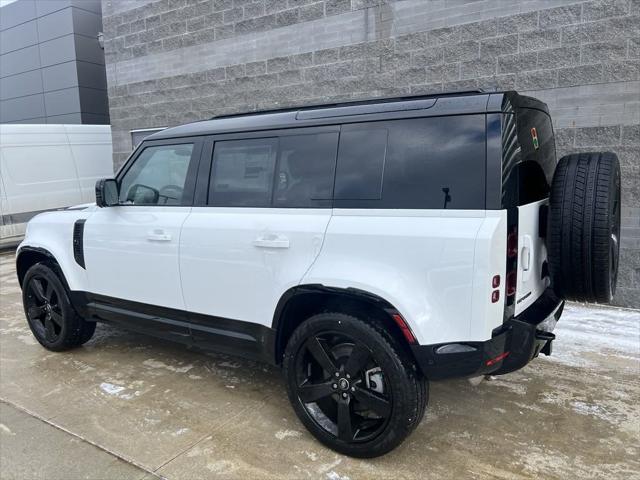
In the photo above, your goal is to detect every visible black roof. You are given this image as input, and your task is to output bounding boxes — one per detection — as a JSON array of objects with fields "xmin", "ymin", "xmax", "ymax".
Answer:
[{"xmin": 148, "ymin": 90, "xmax": 544, "ymax": 141}]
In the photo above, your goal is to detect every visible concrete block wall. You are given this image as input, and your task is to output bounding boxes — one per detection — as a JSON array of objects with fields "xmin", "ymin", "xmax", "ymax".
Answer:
[{"xmin": 101, "ymin": 0, "xmax": 639, "ymax": 308}]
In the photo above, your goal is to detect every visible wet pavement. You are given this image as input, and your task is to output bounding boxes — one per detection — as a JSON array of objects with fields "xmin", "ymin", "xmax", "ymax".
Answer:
[{"xmin": 1, "ymin": 251, "xmax": 639, "ymax": 479}]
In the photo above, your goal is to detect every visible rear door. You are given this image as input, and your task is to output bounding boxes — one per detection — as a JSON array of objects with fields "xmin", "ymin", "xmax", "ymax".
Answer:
[
  {"xmin": 506, "ymin": 106, "xmax": 556, "ymax": 314},
  {"xmin": 179, "ymin": 127, "xmax": 338, "ymax": 350}
]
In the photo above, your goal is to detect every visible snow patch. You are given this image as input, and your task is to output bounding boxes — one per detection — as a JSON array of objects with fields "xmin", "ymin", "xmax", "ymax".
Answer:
[
  {"xmin": 327, "ymin": 472, "xmax": 350, "ymax": 480},
  {"xmin": 275, "ymin": 429, "xmax": 302, "ymax": 440},
  {"xmin": 142, "ymin": 359, "xmax": 194, "ymax": 373},
  {"xmin": 543, "ymin": 304, "xmax": 640, "ymax": 368},
  {"xmin": 0, "ymin": 424, "xmax": 15, "ymax": 435},
  {"xmin": 100, "ymin": 382, "xmax": 126, "ymax": 395},
  {"xmin": 17, "ymin": 335, "xmax": 37, "ymax": 345}
]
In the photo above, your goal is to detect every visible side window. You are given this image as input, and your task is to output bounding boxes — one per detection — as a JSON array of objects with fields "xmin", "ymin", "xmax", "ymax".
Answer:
[
  {"xmin": 334, "ymin": 116, "xmax": 486, "ymax": 209},
  {"xmin": 273, "ymin": 132, "xmax": 338, "ymax": 207},
  {"xmin": 208, "ymin": 138, "xmax": 277, "ymax": 207},
  {"xmin": 119, "ymin": 143, "xmax": 194, "ymax": 205},
  {"xmin": 334, "ymin": 127, "xmax": 386, "ymax": 200}
]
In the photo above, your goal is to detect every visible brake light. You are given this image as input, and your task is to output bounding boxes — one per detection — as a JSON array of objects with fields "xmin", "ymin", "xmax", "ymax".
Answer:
[
  {"xmin": 491, "ymin": 290, "xmax": 500, "ymax": 303},
  {"xmin": 392, "ymin": 313, "xmax": 416, "ymax": 344},
  {"xmin": 492, "ymin": 275, "xmax": 500, "ymax": 288}
]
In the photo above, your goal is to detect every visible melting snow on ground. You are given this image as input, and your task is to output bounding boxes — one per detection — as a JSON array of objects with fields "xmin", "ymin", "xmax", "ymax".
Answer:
[{"xmin": 542, "ymin": 303, "xmax": 640, "ymax": 368}]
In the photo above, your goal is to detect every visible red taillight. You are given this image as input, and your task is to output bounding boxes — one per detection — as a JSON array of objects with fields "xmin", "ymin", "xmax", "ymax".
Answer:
[
  {"xmin": 507, "ymin": 229, "xmax": 518, "ymax": 258},
  {"xmin": 506, "ymin": 270, "xmax": 517, "ymax": 296},
  {"xmin": 486, "ymin": 351, "xmax": 510, "ymax": 366},
  {"xmin": 392, "ymin": 313, "xmax": 416, "ymax": 344},
  {"xmin": 492, "ymin": 275, "xmax": 500, "ymax": 288},
  {"xmin": 491, "ymin": 290, "xmax": 500, "ymax": 303}
]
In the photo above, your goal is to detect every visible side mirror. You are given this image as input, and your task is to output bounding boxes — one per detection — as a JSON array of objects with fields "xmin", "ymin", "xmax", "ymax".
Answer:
[{"xmin": 95, "ymin": 178, "xmax": 119, "ymax": 207}]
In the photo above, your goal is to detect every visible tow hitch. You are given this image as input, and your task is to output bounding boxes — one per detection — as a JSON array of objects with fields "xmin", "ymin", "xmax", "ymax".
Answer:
[{"xmin": 536, "ymin": 330, "xmax": 555, "ymax": 356}]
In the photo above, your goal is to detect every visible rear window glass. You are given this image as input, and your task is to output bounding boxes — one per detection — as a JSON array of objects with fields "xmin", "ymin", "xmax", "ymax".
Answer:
[{"xmin": 334, "ymin": 116, "xmax": 486, "ymax": 209}]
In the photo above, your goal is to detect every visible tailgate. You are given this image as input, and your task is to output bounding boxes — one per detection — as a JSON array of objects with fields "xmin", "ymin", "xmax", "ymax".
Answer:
[{"xmin": 514, "ymin": 199, "xmax": 550, "ymax": 315}]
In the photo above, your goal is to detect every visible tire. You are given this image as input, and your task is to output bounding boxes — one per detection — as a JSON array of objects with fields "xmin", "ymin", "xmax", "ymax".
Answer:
[
  {"xmin": 283, "ymin": 312, "xmax": 427, "ymax": 458},
  {"xmin": 547, "ymin": 151, "xmax": 621, "ymax": 303},
  {"xmin": 22, "ymin": 262, "xmax": 96, "ymax": 351}
]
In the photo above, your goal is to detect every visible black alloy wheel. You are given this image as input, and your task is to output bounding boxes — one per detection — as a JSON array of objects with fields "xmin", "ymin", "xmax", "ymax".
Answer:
[
  {"xmin": 295, "ymin": 331, "xmax": 392, "ymax": 443},
  {"xmin": 22, "ymin": 262, "xmax": 96, "ymax": 351},
  {"xmin": 284, "ymin": 312, "xmax": 427, "ymax": 458},
  {"xmin": 25, "ymin": 273, "xmax": 63, "ymax": 343}
]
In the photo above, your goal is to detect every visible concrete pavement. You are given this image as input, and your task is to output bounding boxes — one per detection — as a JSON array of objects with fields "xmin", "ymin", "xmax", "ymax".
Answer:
[{"xmin": 1, "ymin": 251, "xmax": 638, "ymax": 479}]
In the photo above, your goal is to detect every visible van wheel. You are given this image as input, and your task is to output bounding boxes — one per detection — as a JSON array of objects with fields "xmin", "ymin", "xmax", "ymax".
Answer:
[
  {"xmin": 547, "ymin": 152, "xmax": 621, "ymax": 302},
  {"xmin": 283, "ymin": 312, "xmax": 427, "ymax": 458},
  {"xmin": 22, "ymin": 263, "xmax": 96, "ymax": 351}
]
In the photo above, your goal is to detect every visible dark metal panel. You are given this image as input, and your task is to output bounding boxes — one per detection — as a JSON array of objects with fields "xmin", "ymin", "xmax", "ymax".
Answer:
[
  {"xmin": 73, "ymin": 33, "xmax": 104, "ymax": 64},
  {"xmin": 0, "ymin": 69, "xmax": 43, "ymax": 101},
  {"xmin": 0, "ymin": 45, "xmax": 41, "ymax": 77},
  {"xmin": 0, "ymin": 20, "xmax": 38, "ymax": 55},
  {"xmin": 36, "ymin": 7, "xmax": 75, "ymax": 43},
  {"xmin": 76, "ymin": 60, "xmax": 107, "ymax": 90},
  {"xmin": 78, "ymin": 86, "xmax": 108, "ymax": 116},
  {"xmin": 42, "ymin": 61, "xmax": 79, "ymax": 91},
  {"xmin": 0, "ymin": 0, "xmax": 36, "ymax": 31},
  {"xmin": 70, "ymin": 6, "xmax": 101, "ymax": 38},
  {"xmin": 44, "ymin": 87, "xmax": 81, "ymax": 116},
  {"xmin": 46, "ymin": 112, "xmax": 83, "ymax": 124},
  {"xmin": 0, "ymin": 94, "xmax": 45, "ymax": 122},
  {"xmin": 79, "ymin": 112, "xmax": 109, "ymax": 124},
  {"xmin": 36, "ymin": 0, "xmax": 72, "ymax": 17},
  {"xmin": 38, "ymin": 35, "xmax": 76, "ymax": 67}
]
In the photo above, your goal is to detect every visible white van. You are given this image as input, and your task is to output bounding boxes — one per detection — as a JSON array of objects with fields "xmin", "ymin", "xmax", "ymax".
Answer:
[{"xmin": 0, "ymin": 124, "xmax": 113, "ymax": 248}]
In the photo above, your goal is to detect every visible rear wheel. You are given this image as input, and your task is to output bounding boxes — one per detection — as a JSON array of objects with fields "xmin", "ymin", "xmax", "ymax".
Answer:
[
  {"xmin": 22, "ymin": 263, "xmax": 96, "ymax": 351},
  {"xmin": 283, "ymin": 312, "xmax": 427, "ymax": 458}
]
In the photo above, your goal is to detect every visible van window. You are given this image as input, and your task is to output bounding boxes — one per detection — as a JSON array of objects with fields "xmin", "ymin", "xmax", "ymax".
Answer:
[
  {"xmin": 334, "ymin": 116, "xmax": 486, "ymax": 209},
  {"xmin": 209, "ymin": 138, "xmax": 278, "ymax": 207},
  {"xmin": 273, "ymin": 132, "xmax": 338, "ymax": 208},
  {"xmin": 119, "ymin": 144, "xmax": 194, "ymax": 205}
]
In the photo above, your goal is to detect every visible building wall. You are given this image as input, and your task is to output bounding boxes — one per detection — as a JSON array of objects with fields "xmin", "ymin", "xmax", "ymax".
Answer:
[
  {"xmin": 101, "ymin": 0, "xmax": 639, "ymax": 308},
  {"xmin": 0, "ymin": 0, "xmax": 109, "ymax": 124}
]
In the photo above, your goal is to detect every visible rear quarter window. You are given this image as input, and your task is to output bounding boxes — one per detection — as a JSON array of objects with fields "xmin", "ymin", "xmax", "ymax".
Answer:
[{"xmin": 334, "ymin": 115, "xmax": 486, "ymax": 209}]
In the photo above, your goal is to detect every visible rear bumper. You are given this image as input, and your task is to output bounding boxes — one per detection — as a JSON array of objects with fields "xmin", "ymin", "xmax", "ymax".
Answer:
[{"xmin": 411, "ymin": 289, "xmax": 564, "ymax": 380}]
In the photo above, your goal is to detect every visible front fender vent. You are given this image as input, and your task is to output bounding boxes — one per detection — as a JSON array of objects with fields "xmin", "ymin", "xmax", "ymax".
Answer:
[{"xmin": 73, "ymin": 219, "xmax": 86, "ymax": 269}]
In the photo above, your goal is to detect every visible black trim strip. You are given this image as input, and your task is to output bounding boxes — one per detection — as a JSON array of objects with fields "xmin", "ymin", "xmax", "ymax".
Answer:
[{"xmin": 69, "ymin": 291, "xmax": 277, "ymax": 364}]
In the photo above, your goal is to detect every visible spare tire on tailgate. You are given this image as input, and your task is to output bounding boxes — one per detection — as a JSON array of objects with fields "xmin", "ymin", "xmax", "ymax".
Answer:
[{"xmin": 547, "ymin": 152, "xmax": 621, "ymax": 303}]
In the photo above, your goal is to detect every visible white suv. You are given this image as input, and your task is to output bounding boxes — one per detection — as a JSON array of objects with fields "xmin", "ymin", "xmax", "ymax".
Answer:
[{"xmin": 16, "ymin": 91, "xmax": 621, "ymax": 457}]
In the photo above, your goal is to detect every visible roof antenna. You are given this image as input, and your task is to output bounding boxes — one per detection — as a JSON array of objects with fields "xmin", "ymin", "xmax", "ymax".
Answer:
[{"xmin": 442, "ymin": 187, "xmax": 451, "ymax": 209}]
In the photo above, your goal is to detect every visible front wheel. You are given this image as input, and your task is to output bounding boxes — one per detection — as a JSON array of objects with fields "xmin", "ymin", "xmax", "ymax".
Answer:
[
  {"xmin": 283, "ymin": 312, "xmax": 427, "ymax": 458},
  {"xmin": 22, "ymin": 262, "xmax": 96, "ymax": 351}
]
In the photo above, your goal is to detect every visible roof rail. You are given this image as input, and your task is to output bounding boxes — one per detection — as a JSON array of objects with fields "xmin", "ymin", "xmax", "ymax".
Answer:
[{"xmin": 209, "ymin": 89, "xmax": 487, "ymax": 120}]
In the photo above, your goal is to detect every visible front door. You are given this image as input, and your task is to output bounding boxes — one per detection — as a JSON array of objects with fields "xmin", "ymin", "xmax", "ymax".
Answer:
[
  {"xmin": 83, "ymin": 139, "xmax": 201, "ymax": 337},
  {"xmin": 179, "ymin": 128, "xmax": 338, "ymax": 353}
]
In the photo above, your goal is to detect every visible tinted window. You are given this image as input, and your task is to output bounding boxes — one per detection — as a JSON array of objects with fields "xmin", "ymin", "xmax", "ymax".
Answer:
[
  {"xmin": 334, "ymin": 116, "xmax": 486, "ymax": 209},
  {"xmin": 334, "ymin": 128, "xmax": 386, "ymax": 200},
  {"xmin": 209, "ymin": 138, "xmax": 278, "ymax": 207},
  {"xmin": 119, "ymin": 144, "xmax": 194, "ymax": 205},
  {"xmin": 273, "ymin": 132, "xmax": 338, "ymax": 207}
]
